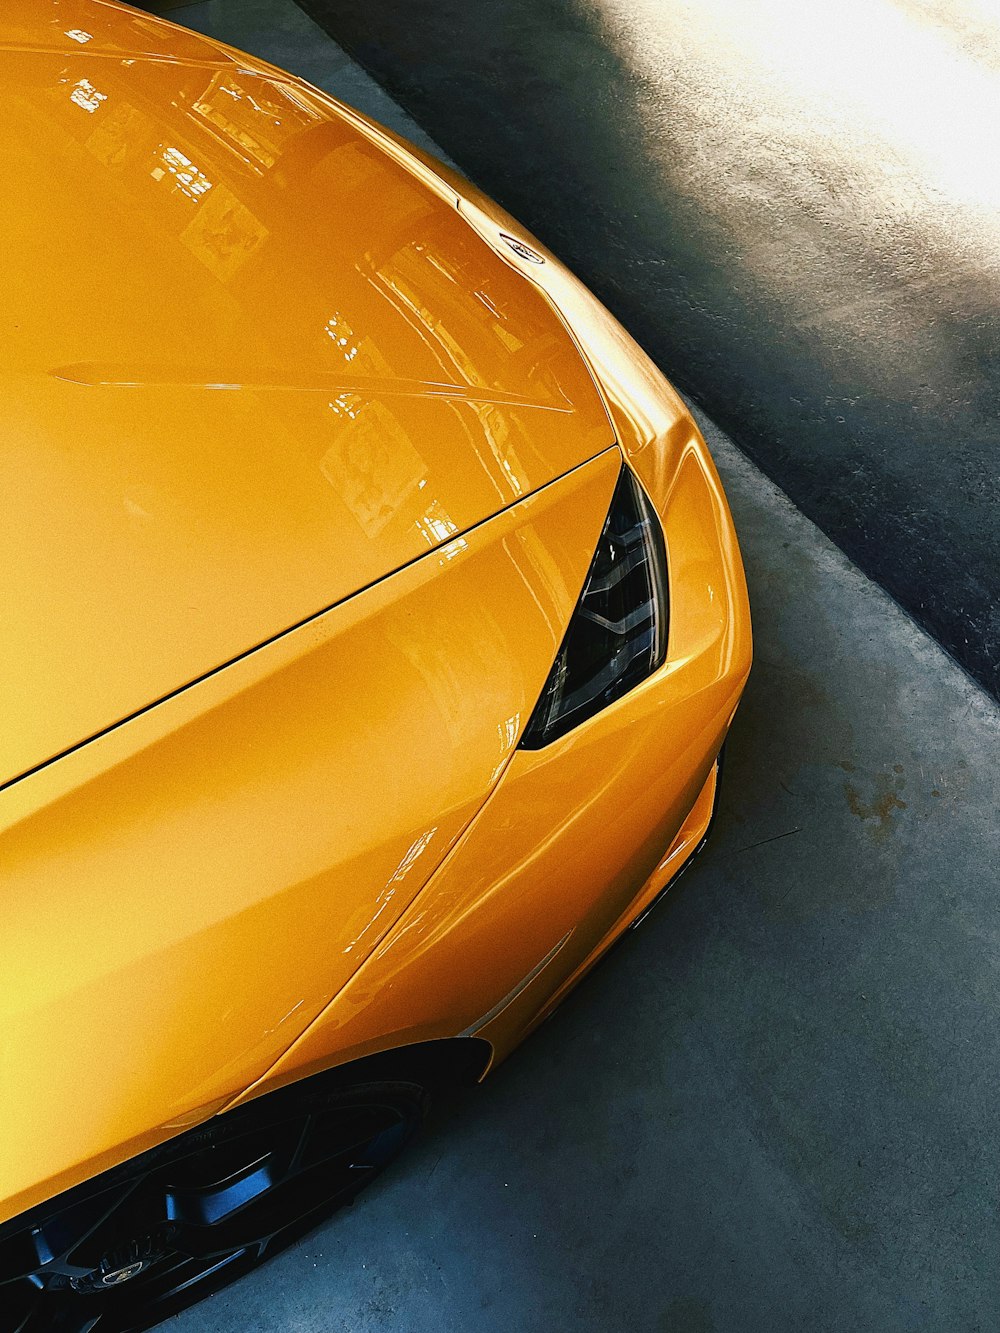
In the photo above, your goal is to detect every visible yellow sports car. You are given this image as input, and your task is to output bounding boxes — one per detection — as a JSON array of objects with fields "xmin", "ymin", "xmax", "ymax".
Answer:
[{"xmin": 0, "ymin": 3, "xmax": 751, "ymax": 1328}]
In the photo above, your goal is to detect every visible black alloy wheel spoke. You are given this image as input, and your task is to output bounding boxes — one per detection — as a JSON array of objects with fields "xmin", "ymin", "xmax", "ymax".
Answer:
[
  {"xmin": 0, "ymin": 1082, "xmax": 426, "ymax": 1332},
  {"xmin": 16, "ymin": 1179, "xmax": 146, "ymax": 1290}
]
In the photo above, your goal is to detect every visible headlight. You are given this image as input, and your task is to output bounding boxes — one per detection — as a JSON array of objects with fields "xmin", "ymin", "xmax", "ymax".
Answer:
[{"xmin": 520, "ymin": 462, "xmax": 669, "ymax": 748}]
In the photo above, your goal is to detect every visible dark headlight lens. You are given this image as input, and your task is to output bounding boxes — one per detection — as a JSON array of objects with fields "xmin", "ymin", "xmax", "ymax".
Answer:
[{"xmin": 520, "ymin": 464, "xmax": 669, "ymax": 749}]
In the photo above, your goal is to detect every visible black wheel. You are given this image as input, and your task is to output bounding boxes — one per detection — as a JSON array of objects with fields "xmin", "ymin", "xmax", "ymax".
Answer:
[{"xmin": 0, "ymin": 1078, "xmax": 429, "ymax": 1332}]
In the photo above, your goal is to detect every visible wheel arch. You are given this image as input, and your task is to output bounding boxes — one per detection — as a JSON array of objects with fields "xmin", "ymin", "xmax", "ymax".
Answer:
[
  {"xmin": 0, "ymin": 1037, "xmax": 491, "ymax": 1258},
  {"xmin": 245, "ymin": 1035, "xmax": 495, "ymax": 1103}
]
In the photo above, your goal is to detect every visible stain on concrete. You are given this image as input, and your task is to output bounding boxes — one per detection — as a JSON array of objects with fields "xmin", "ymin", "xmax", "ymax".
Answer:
[{"xmin": 844, "ymin": 773, "xmax": 908, "ymax": 839}]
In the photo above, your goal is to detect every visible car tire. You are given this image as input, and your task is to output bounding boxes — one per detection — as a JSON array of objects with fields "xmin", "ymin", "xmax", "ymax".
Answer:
[{"xmin": 0, "ymin": 1076, "xmax": 430, "ymax": 1332}]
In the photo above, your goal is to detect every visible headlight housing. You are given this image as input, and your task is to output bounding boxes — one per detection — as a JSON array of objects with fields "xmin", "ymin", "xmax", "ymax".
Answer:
[{"xmin": 520, "ymin": 462, "xmax": 669, "ymax": 748}]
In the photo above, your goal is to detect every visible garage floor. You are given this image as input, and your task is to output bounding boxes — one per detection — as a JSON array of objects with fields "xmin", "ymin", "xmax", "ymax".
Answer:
[{"xmin": 144, "ymin": 3, "xmax": 1000, "ymax": 1330}]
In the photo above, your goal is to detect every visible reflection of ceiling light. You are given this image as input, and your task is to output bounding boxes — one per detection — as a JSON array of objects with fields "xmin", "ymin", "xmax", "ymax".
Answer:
[
  {"xmin": 325, "ymin": 315, "xmax": 361, "ymax": 362},
  {"xmin": 439, "ymin": 536, "xmax": 469, "ymax": 562},
  {"xmin": 65, "ymin": 29, "xmax": 92, "ymax": 43},
  {"xmin": 419, "ymin": 502, "xmax": 459, "ymax": 546},
  {"xmin": 70, "ymin": 79, "xmax": 106, "ymax": 114},
  {"xmin": 329, "ymin": 394, "xmax": 361, "ymax": 421},
  {"xmin": 160, "ymin": 146, "xmax": 213, "ymax": 199}
]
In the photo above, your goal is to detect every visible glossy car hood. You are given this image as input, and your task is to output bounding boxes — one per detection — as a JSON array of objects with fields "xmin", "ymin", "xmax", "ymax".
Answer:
[
  {"xmin": 0, "ymin": 447, "xmax": 622, "ymax": 1223},
  {"xmin": 1, "ymin": 1, "xmax": 612, "ymax": 787}
]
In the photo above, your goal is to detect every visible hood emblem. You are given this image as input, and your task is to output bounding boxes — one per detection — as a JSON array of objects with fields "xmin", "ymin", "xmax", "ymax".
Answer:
[{"xmin": 500, "ymin": 233, "xmax": 545, "ymax": 264}]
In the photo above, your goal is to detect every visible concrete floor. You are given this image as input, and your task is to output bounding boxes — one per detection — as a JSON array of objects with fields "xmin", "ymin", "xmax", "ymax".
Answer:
[{"xmin": 141, "ymin": 3, "xmax": 1000, "ymax": 1330}]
